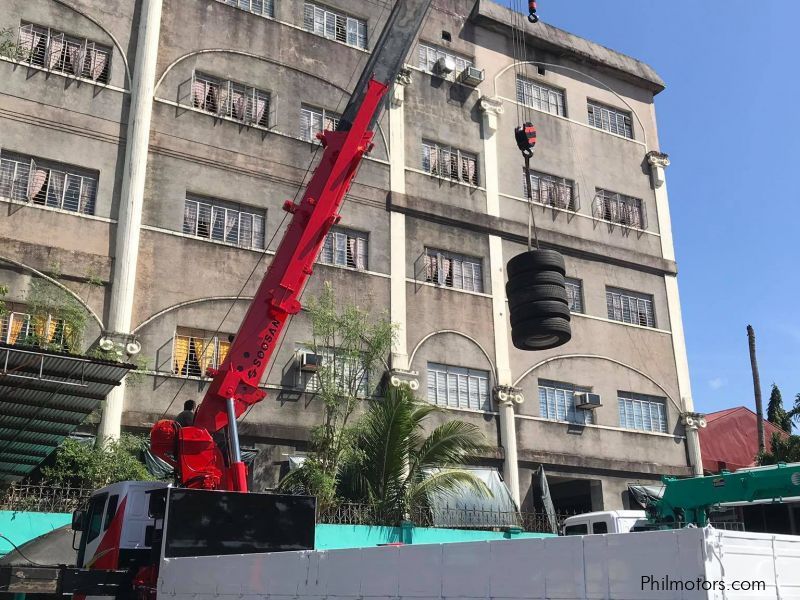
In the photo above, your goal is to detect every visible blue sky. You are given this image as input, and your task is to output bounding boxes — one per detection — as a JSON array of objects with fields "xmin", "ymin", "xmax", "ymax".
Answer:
[{"xmin": 501, "ymin": 1, "xmax": 800, "ymax": 419}]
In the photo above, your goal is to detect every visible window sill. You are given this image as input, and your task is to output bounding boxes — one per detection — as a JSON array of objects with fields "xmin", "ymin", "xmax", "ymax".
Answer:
[
  {"xmin": 515, "ymin": 414, "xmax": 683, "ymax": 439},
  {"xmin": 0, "ymin": 196, "xmax": 113, "ymax": 222},
  {"xmin": 571, "ymin": 312, "xmax": 670, "ymax": 334},
  {"xmin": 140, "ymin": 224, "xmax": 271, "ymax": 253},
  {"xmin": 317, "ymin": 261, "xmax": 390, "ymax": 279},
  {"xmin": 407, "ymin": 65, "xmax": 482, "ymax": 89},
  {"xmin": 0, "ymin": 56, "xmax": 127, "ymax": 93},
  {"xmin": 302, "ymin": 30, "xmax": 369, "ymax": 54},
  {"xmin": 176, "ymin": 102, "xmax": 275, "ymax": 132},
  {"xmin": 408, "ymin": 278, "xmax": 492, "ymax": 299},
  {"xmin": 426, "ymin": 403, "xmax": 499, "ymax": 417},
  {"xmin": 405, "ymin": 167, "xmax": 485, "ymax": 191}
]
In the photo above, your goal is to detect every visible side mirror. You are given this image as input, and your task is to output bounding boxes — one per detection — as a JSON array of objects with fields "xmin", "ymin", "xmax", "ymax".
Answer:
[{"xmin": 72, "ymin": 509, "xmax": 86, "ymax": 531}]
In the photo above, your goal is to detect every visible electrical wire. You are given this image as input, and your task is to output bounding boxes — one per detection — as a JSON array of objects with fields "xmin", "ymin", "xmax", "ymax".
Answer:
[{"xmin": 0, "ymin": 533, "xmax": 49, "ymax": 567}]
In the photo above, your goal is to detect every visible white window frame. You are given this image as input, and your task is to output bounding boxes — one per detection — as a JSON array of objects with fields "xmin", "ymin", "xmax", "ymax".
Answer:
[
  {"xmin": 417, "ymin": 42, "xmax": 473, "ymax": 82},
  {"xmin": 524, "ymin": 169, "xmax": 577, "ymax": 211},
  {"xmin": 303, "ymin": 2, "xmax": 367, "ymax": 50},
  {"xmin": 427, "ymin": 363, "xmax": 490, "ymax": 411},
  {"xmin": 421, "ymin": 140, "xmax": 478, "ymax": 186},
  {"xmin": 0, "ymin": 151, "xmax": 98, "ymax": 214},
  {"xmin": 297, "ymin": 346, "xmax": 370, "ymax": 397},
  {"xmin": 423, "ymin": 248, "xmax": 483, "ymax": 293},
  {"xmin": 319, "ymin": 227, "xmax": 368, "ymax": 270},
  {"xmin": 183, "ymin": 195, "xmax": 265, "ymax": 249},
  {"xmin": 300, "ymin": 104, "xmax": 341, "ymax": 142},
  {"xmin": 538, "ymin": 380, "xmax": 593, "ymax": 425},
  {"xmin": 0, "ymin": 309, "xmax": 67, "ymax": 348},
  {"xmin": 587, "ymin": 100, "xmax": 633, "ymax": 139},
  {"xmin": 565, "ymin": 278, "xmax": 584, "ymax": 314},
  {"xmin": 595, "ymin": 188, "xmax": 645, "ymax": 229},
  {"xmin": 516, "ymin": 76, "xmax": 566, "ymax": 117},
  {"xmin": 618, "ymin": 392, "xmax": 667, "ymax": 433},
  {"xmin": 172, "ymin": 328, "xmax": 232, "ymax": 378},
  {"xmin": 606, "ymin": 287, "xmax": 655, "ymax": 328},
  {"xmin": 17, "ymin": 23, "xmax": 111, "ymax": 83},
  {"xmin": 216, "ymin": 0, "xmax": 275, "ymax": 18},
  {"xmin": 190, "ymin": 72, "xmax": 273, "ymax": 129}
]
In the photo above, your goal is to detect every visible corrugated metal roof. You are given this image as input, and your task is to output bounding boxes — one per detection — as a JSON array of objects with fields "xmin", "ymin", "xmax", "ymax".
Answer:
[{"xmin": 0, "ymin": 343, "xmax": 135, "ymax": 482}]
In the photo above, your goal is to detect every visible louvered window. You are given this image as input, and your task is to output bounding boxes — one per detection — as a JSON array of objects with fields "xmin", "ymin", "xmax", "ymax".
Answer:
[
  {"xmin": 565, "ymin": 278, "xmax": 584, "ymax": 314},
  {"xmin": 595, "ymin": 188, "xmax": 645, "ymax": 229},
  {"xmin": 0, "ymin": 306, "xmax": 69, "ymax": 350},
  {"xmin": 0, "ymin": 150, "xmax": 97, "ymax": 214},
  {"xmin": 303, "ymin": 2, "xmax": 367, "ymax": 49},
  {"xmin": 17, "ymin": 23, "xmax": 111, "ymax": 83},
  {"xmin": 319, "ymin": 228, "xmax": 368, "ymax": 270},
  {"xmin": 427, "ymin": 363, "xmax": 489, "ymax": 411},
  {"xmin": 421, "ymin": 140, "xmax": 478, "ymax": 185},
  {"xmin": 538, "ymin": 380, "xmax": 593, "ymax": 424},
  {"xmin": 417, "ymin": 43, "xmax": 473, "ymax": 81},
  {"xmin": 183, "ymin": 196, "xmax": 265, "ymax": 249},
  {"xmin": 606, "ymin": 287, "xmax": 655, "ymax": 328},
  {"xmin": 587, "ymin": 100, "xmax": 633, "ymax": 139},
  {"xmin": 191, "ymin": 72, "xmax": 272, "ymax": 128},
  {"xmin": 297, "ymin": 346, "xmax": 369, "ymax": 397},
  {"xmin": 524, "ymin": 169, "xmax": 577, "ymax": 210},
  {"xmin": 424, "ymin": 248, "xmax": 483, "ymax": 293},
  {"xmin": 516, "ymin": 76, "xmax": 565, "ymax": 116},
  {"xmin": 300, "ymin": 105, "xmax": 341, "ymax": 142},
  {"xmin": 618, "ymin": 392, "xmax": 667, "ymax": 432},
  {"xmin": 216, "ymin": 0, "xmax": 274, "ymax": 17},
  {"xmin": 172, "ymin": 327, "xmax": 232, "ymax": 378}
]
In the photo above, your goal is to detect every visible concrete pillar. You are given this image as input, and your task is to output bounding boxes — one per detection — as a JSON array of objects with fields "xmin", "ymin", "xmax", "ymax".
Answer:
[
  {"xmin": 681, "ymin": 413, "xmax": 706, "ymax": 476},
  {"xmin": 388, "ymin": 70, "xmax": 411, "ymax": 372},
  {"xmin": 97, "ymin": 0, "xmax": 163, "ymax": 442},
  {"xmin": 480, "ymin": 97, "xmax": 521, "ymax": 507},
  {"xmin": 648, "ymin": 151, "xmax": 702, "ymax": 474}
]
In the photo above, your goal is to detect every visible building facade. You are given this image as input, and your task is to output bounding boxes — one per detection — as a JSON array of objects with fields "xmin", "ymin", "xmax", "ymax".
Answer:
[{"xmin": 0, "ymin": 0, "xmax": 701, "ymax": 512}]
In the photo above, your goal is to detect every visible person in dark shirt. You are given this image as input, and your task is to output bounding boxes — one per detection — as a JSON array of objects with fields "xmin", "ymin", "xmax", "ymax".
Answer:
[{"xmin": 175, "ymin": 400, "xmax": 196, "ymax": 427}]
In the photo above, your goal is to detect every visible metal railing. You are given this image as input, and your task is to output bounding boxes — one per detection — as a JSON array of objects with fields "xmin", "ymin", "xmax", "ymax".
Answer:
[{"xmin": 0, "ymin": 483, "xmax": 92, "ymax": 513}]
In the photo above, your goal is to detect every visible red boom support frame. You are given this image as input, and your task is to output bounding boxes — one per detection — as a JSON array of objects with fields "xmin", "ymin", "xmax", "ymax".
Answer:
[{"xmin": 151, "ymin": 79, "xmax": 389, "ymax": 492}]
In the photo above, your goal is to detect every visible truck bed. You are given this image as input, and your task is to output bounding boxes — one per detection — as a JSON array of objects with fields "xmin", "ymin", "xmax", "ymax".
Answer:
[{"xmin": 158, "ymin": 527, "xmax": 800, "ymax": 600}]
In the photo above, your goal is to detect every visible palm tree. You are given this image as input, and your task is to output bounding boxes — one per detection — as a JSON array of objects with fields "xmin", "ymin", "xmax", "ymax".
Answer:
[{"xmin": 337, "ymin": 385, "xmax": 491, "ymax": 523}]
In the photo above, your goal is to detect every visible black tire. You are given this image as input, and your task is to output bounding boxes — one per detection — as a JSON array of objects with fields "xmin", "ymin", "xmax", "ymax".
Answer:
[
  {"xmin": 508, "ymin": 285, "xmax": 568, "ymax": 307},
  {"xmin": 511, "ymin": 317, "xmax": 571, "ymax": 351},
  {"xmin": 510, "ymin": 301, "xmax": 571, "ymax": 325},
  {"xmin": 506, "ymin": 270, "xmax": 565, "ymax": 295},
  {"xmin": 507, "ymin": 250, "xmax": 566, "ymax": 278}
]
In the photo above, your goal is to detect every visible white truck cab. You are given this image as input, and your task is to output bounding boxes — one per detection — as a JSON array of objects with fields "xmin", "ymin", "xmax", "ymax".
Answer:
[{"xmin": 562, "ymin": 510, "xmax": 650, "ymax": 535}]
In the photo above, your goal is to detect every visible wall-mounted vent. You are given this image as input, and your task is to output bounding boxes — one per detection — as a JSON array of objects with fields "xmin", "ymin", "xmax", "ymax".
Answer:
[
  {"xmin": 459, "ymin": 66, "xmax": 484, "ymax": 86},
  {"xmin": 575, "ymin": 392, "xmax": 602, "ymax": 409}
]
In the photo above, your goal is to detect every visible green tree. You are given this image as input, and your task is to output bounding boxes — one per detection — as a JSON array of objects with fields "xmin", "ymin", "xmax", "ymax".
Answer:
[
  {"xmin": 24, "ymin": 269, "xmax": 88, "ymax": 352},
  {"xmin": 767, "ymin": 383, "xmax": 793, "ymax": 433},
  {"xmin": 336, "ymin": 386, "xmax": 491, "ymax": 523},
  {"xmin": 41, "ymin": 435, "xmax": 154, "ymax": 488},
  {"xmin": 758, "ymin": 432, "xmax": 800, "ymax": 465},
  {"xmin": 278, "ymin": 283, "xmax": 394, "ymax": 509}
]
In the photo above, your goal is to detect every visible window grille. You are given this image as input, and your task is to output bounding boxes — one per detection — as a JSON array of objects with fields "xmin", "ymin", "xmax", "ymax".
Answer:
[
  {"xmin": 421, "ymin": 141, "xmax": 478, "ymax": 185},
  {"xmin": 594, "ymin": 188, "xmax": 645, "ymax": 229},
  {"xmin": 172, "ymin": 328, "xmax": 232, "ymax": 378},
  {"xmin": 618, "ymin": 392, "xmax": 667, "ymax": 432},
  {"xmin": 523, "ymin": 169, "xmax": 577, "ymax": 210},
  {"xmin": 565, "ymin": 278, "xmax": 584, "ymax": 313},
  {"xmin": 319, "ymin": 228, "xmax": 367, "ymax": 270},
  {"xmin": 417, "ymin": 43, "xmax": 473, "ymax": 81},
  {"xmin": 538, "ymin": 380, "xmax": 593, "ymax": 424},
  {"xmin": 427, "ymin": 363, "xmax": 490, "ymax": 411},
  {"xmin": 303, "ymin": 3, "xmax": 367, "ymax": 49},
  {"xmin": 216, "ymin": 0, "xmax": 275, "ymax": 17},
  {"xmin": 300, "ymin": 105, "xmax": 341, "ymax": 142},
  {"xmin": 606, "ymin": 287, "xmax": 655, "ymax": 328},
  {"xmin": 297, "ymin": 346, "xmax": 369, "ymax": 397},
  {"xmin": 424, "ymin": 248, "xmax": 483, "ymax": 293},
  {"xmin": 183, "ymin": 196, "xmax": 265, "ymax": 249},
  {"xmin": 516, "ymin": 76, "xmax": 566, "ymax": 116},
  {"xmin": 17, "ymin": 24, "xmax": 110, "ymax": 83},
  {"xmin": 587, "ymin": 100, "xmax": 633, "ymax": 139},
  {"xmin": 0, "ymin": 151, "xmax": 97, "ymax": 214},
  {"xmin": 190, "ymin": 72, "xmax": 272, "ymax": 128},
  {"xmin": 0, "ymin": 307, "xmax": 69, "ymax": 350}
]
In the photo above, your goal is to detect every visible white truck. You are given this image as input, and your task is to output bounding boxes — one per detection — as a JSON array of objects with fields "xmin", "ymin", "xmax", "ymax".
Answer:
[{"xmin": 562, "ymin": 510, "xmax": 650, "ymax": 535}]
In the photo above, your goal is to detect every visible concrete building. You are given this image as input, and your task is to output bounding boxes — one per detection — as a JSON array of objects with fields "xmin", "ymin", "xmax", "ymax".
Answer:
[{"xmin": 0, "ymin": 0, "xmax": 701, "ymax": 513}]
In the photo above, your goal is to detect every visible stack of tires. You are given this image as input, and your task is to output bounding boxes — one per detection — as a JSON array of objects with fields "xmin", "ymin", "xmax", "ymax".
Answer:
[{"xmin": 506, "ymin": 249, "xmax": 572, "ymax": 351}]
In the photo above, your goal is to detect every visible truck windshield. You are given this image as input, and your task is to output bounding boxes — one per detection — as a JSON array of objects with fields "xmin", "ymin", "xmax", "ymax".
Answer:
[{"xmin": 564, "ymin": 523, "xmax": 588, "ymax": 536}]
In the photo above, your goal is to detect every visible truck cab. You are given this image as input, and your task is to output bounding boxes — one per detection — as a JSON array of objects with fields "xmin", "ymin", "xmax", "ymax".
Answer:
[{"xmin": 562, "ymin": 510, "xmax": 649, "ymax": 535}]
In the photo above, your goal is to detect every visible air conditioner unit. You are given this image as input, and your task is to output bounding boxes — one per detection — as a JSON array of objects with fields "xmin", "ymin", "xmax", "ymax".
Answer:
[
  {"xmin": 299, "ymin": 352, "xmax": 323, "ymax": 371},
  {"xmin": 575, "ymin": 392, "xmax": 602, "ymax": 409},
  {"xmin": 434, "ymin": 56, "xmax": 456, "ymax": 75},
  {"xmin": 459, "ymin": 66, "xmax": 485, "ymax": 86}
]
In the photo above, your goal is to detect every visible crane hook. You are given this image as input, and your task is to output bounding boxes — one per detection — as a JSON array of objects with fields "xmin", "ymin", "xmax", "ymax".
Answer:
[{"xmin": 528, "ymin": 0, "xmax": 539, "ymax": 23}]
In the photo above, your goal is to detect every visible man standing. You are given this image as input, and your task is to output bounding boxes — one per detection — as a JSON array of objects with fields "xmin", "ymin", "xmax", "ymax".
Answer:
[{"xmin": 175, "ymin": 400, "xmax": 196, "ymax": 427}]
